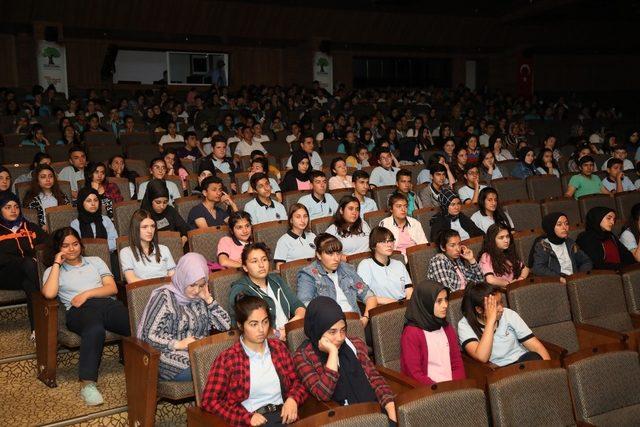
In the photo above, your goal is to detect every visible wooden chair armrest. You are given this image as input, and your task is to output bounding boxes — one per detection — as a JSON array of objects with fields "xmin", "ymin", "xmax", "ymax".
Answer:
[
  {"xmin": 376, "ymin": 365, "xmax": 422, "ymax": 393},
  {"xmin": 123, "ymin": 336, "xmax": 160, "ymax": 357},
  {"xmin": 33, "ymin": 291, "xmax": 59, "ymax": 387},
  {"xmin": 539, "ymin": 339, "xmax": 568, "ymax": 361},
  {"xmin": 575, "ymin": 323, "xmax": 628, "ymax": 348},
  {"xmin": 630, "ymin": 313, "xmax": 640, "ymax": 329},
  {"xmin": 186, "ymin": 406, "xmax": 229, "ymax": 427},
  {"xmin": 461, "ymin": 353, "xmax": 499, "ymax": 388},
  {"xmin": 123, "ymin": 337, "xmax": 160, "ymax": 427},
  {"xmin": 298, "ymin": 398, "xmax": 332, "ymax": 419}
]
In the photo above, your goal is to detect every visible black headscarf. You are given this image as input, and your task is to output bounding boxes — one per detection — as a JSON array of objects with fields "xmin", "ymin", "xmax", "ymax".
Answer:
[
  {"xmin": 542, "ymin": 212, "xmax": 567, "ymax": 245},
  {"xmin": 76, "ymin": 187, "xmax": 107, "ymax": 239},
  {"xmin": 304, "ymin": 297, "xmax": 377, "ymax": 405},
  {"xmin": 0, "ymin": 192, "xmax": 25, "ymax": 229},
  {"xmin": 585, "ymin": 206, "xmax": 615, "ymax": 241},
  {"xmin": 438, "ymin": 188, "xmax": 461, "ymax": 221},
  {"xmin": 141, "ymin": 179, "xmax": 170, "ymax": 218},
  {"xmin": 0, "ymin": 166, "xmax": 13, "ymax": 200},
  {"xmin": 405, "ymin": 280, "xmax": 449, "ymax": 332},
  {"xmin": 517, "ymin": 147, "xmax": 536, "ymax": 173},
  {"xmin": 290, "ymin": 150, "xmax": 311, "ymax": 181}
]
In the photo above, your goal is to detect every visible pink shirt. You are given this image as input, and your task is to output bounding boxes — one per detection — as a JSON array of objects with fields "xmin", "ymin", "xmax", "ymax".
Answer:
[
  {"xmin": 296, "ymin": 179, "xmax": 313, "ymax": 191},
  {"xmin": 395, "ymin": 225, "xmax": 415, "ymax": 254},
  {"xmin": 328, "ymin": 175, "xmax": 354, "ymax": 190},
  {"xmin": 217, "ymin": 236, "xmax": 246, "ymax": 266},
  {"xmin": 424, "ymin": 329, "xmax": 452, "ymax": 383},
  {"xmin": 479, "ymin": 253, "xmax": 516, "ymax": 282}
]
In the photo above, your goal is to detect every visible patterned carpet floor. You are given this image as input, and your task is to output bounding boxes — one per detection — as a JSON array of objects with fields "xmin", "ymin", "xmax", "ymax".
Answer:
[{"xmin": 0, "ymin": 305, "xmax": 190, "ymax": 426}]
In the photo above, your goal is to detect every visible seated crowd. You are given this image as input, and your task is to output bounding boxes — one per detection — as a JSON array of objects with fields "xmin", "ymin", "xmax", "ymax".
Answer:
[{"xmin": 1, "ymin": 84, "xmax": 640, "ymax": 425}]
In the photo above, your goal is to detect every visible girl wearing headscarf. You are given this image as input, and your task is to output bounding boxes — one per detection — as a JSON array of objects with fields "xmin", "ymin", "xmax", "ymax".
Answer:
[
  {"xmin": 576, "ymin": 207, "xmax": 637, "ymax": 270},
  {"xmin": 0, "ymin": 192, "xmax": 47, "ymax": 337},
  {"xmin": 70, "ymin": 188, "xmax": 118, "ymax": 252},
  {"xmin": 137, "ymin": 253, "xmax": 231, "ymax": 381},
  {"xmin": 0, "ymin": 166, "xmax": 16, "ymax": 200},
  {"xmin": 400, "ymin": 280, "xmax": 465, "ymax": 385},
  {"xmin": 280, "ymin": 150, "xmax": 312, "ymax": 193},
  {"xmin": 141, "ymin": 178, "xmax": 191, "ymax": 245},
  {"xmin": 292, "ymin": 297, "xmax": 397, "ymax": 422},
  {"xmin": 429, "ymin": 188, "xmax": 483, "ymax": 242},
  {"xmin": 511, "ymin": 146, "xmax": 538, "ymax": 179},
  {"xmin": 530, "ymin": 212, "xmax": 593, "ymax": 282}
]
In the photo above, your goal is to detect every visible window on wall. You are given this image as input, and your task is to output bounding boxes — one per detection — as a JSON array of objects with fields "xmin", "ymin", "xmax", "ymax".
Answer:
[{"xmin": 353, "ymin": 57, "xmax": 451, "ymax": 88}]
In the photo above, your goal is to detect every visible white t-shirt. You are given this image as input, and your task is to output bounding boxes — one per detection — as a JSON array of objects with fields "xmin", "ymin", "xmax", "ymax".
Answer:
[
  {"xmin": 449, "ymin": 218, "xmax": 470, "ymax": 241},
  {"xmin": 328, "ymin": 271, "xmax": 353, "ymax": 313},
  {"xmin": 369, "ymin": 166, "xmax": 399, "ymax": 187},
  {"xmin": 547, "ymin": 239, "xmax": 573, "ymax": 276},
  {"xmin": 356, "ymin": 258, "xmax": 411, "ymax": 300},
  {"xmin": 620, "ymin": 230, "xmax": 638, "ymax": 252},
  {"xmin": 266, "ymin": 285, "xmax": 288, "ymax": 329},
  {"xmin": 234, "ymin": 139, "xmax": 267, "ymax": 157},
  {"xmin": 470, "ymin": 211, "xmax": 515, "ymax": 233},
  {"xmin": 158, "ymin": 134, "xmax": 184, "ymax": 146},
  {"xmin": 601, "ymin": 176, "xmax": 636, "ymax": 193},
  {"xmin": 325, "ymin": 222, "xmax": 371, "ymax": 256},
  {"xmin": 458, "ymin": 184, "xmax": 487, "ymax": 203}
]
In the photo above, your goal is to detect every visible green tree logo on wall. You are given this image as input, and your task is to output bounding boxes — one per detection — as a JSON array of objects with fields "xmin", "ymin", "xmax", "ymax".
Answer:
[
  {"xmin": 42, "ymin": 47, "xmax": 61, "ymax": 65},
  {"xmin": 316, "ymin": 57, "xmax": 329, "ymax": 73}
]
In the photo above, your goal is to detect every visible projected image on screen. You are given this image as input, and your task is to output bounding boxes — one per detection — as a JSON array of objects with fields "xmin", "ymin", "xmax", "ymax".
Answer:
[{"xmin": 167, "ymin": 52, "xmax": 229, "ymax": 86}]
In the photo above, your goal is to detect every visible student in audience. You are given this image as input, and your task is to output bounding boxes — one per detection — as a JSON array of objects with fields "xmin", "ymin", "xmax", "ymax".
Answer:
[
  {"xmin": 0, "ymin": 166, "xmax": 14, "ymax": 199},
  {"xmin": 621, "ymin": 203, "xmax": 640, "ymax": 254},
  {"xmin": 451, "ymin": 146, "xmax": 468, "ymax": 182},
  {"xmin": 20, "ymin": 123, "xmax": 50, "ymax": 152},
  {"xmin": 458, "ymin": 282, "xmax": 550, "ymax": 366},
  {"xmin": 201, "ymin": 137, "xmax": 237, "ymax": 189},
  {"xmin": 216, "ymin": 211, "xmax": 253, "ymax": 269},
  {"xmin": 369, "ymin": 148, "xmax": 400, "ymax": 187},
  {"xmin": 187, "ymin": 176, "xmax": 238, "ymax": 228},
  {"xmin": 345, "ymin": 144, "xmax": 371, "ymax": 170},
  {"xmin": 297, "ymin": 170, "xmax": 339, "ymax": 220},
  {"xmin": 297, "ymin": 233, "xmax": 378, "ymax": 322},
  {"xmin": 489, "ymin": 135, "xmax": 514, "ymax": 161},
  {"xmin": 137, "ymin": 252, "xmax": 231, "ymax": 381},
  {"xmin": 400, "ymin": 280, "xmax": 465, "ymax": 385},
  {"xmin": 430, "ymin": 189, "xmax": 483, "ymax": 242},
  {"xmin": 137, "ymin": 158, "xmax": 182, "ymax": 204},
  {"xmin": 567, "ymin": 145, "xmax": 596, "ymax": 173},
  {"xmin": 23, "ymin": 164, "xmax": 71, "ymax": 232},
  {"xmin": 529, "ymin": 212, "xmax": 592, "ymax": 282},
  {"xmin": 0, "ymin": 192, "xmax": 47, "ymax": 337},
  {"xmin": 58, "ymin": 124, "xmax": 82, "ymax": 146},
  {"xmin": 13, "ymin": 152, "xmax": 52, "ymax": 191},
  {"xmin": 119, "ymin": 209, "xmax": 177, "ymax": 283},
  {"xmin": 357, "ymin": 226, "xmax": 413, "ymax": 303},
  {"xmin": 543, "ymin": 135, "xmax": 563, "ymax": 161},
  {"xmin": 479, "ymin": 224, "xmax": 529, "ymax": 287},
  {"xmin": 229, "ymin": 243, "xmax": 305, "ymax": 335},
  {"xmin": 389, "ymin": 168, "xmax": 422, "ymax": 215},
  {"xmin": 602, "ymin": 146, "xmax": 634, "ymax": 171},
  {"xmin": 176, "ymin": 131, "xmax": 205, "ymax": 161},
  {"xmin": 534, "ymin": 148, "xmax": 561, "ymax": 177},
  {"xmin": 418, "ymin": 163, "xmax": 451, "ymax": 208},
  {"xmin": 243, "ymin": 172, "xmax": 288, "ymax": 224},
  {"xmin": 157, "ymin": 121, "xmax": 184, "ymax": 148},
  {"xmin": 470, "ymin": 187, "xmax": 514, "ymax": 233},
  {"xmin": 565, "ymin": 155, "xmax": 602, "ymax": 199},
  {"xmin": 140, "ymin": 179, "xmax": 191, "ymax": 244},
  {"xmin": 458, "ymin": 164, "xmax": 487, "ymax": 205},
  {"xmin": 286, "ymin": 135, "xmax": 323, "ymax": 171},
  {"xmin": 190, "ymin": 161, "xmax": 218, "ymax": 195},
  {"xmin": 441, "ymin": 137, "xmax": 456, "ymax": 164},
  {"xmin": 325, "ymin": 196, "xmax": 371, "ymax": 255},
  {"xmin": 379, "ymin": 194, "xmax": 428, "ymax": 256},
  {"xmin": 351, "ymin": 170, "xmax": 378, "ymax": 218},
  {"xmin": 511, "ymin": 146, "xmax": 538, "ymax": 179},
  {"xmin": 201, "ymin": 295, "xmax": 307, "ymax": 426},
  {"xmin": 577, "ymin": 207, "xmax": 638, "ymax": 269},
  {"xmin": 42, "ymin": 227, "xmax": 130, "ymax": 406},
  {"xmin": 280, "ymin": 150, "xmax": 313, "ymax": 193},
  {"xmin": 427, "ymin": 229, "xmax": 483, "ymax": 291},
  {"xmin": 240, "ymin": 156, "xmax": 282, "ymax": 201},
  {"xmin": 163, "ymin": 148, "xmax": 190, "ymax": 194},
  {"xmin": 58, "ymin": 146, "xmax": 87, "ymax": 200},
  {"xmin": 478, "ymin": 150, "xmax": 503, "ymax": 181},
  {"xmin": 600, "ymin": 158, "xmax": 635, "ymax": 194},
  {"xmin": 292, "ymin": 296, "xmax": 396, "ymax": 421},
  {"xmin": 83, "ymin": 162, "xmax": 123, "ymax": 219},
  {"xmin": 107, "ymin": 155, "xmax": 138, "ymax": 198},
  {"xmin": 328, "ymin": 157, "xmax": 353, "ymax": 190},
  {"xmin": 465, "ymin": 135, "xmax": 481, "ymax": 165},
  {"xmin": 274, "ymin": 203, "xmax": 317, "ymax": 269}
]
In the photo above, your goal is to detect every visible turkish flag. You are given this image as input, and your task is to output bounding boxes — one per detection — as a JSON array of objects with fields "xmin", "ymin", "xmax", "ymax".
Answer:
[{"xmin": 517, "ymin": 58, "xmax": 534, "ymax": 99}]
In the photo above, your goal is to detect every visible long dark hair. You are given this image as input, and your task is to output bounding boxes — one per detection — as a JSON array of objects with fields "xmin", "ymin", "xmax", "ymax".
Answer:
[
  {"xmin": 534, "ymin": 148, "xmax": 559, "ymax": 174},
  {"xmin": 228, "ymin": 211, "xmax": 253, "ymax": 242},
  {"xmin": 128, "ymin": 209, "xmax": 161, "ymax": 263},
  {"xmin": 234, "ymin": 294, "xmax": 271, "ymax": 333},
  {"xmin": 481, "ymin": 224, "xmax": 522, "ymax": 279},
  {"xmin": 44, "ymin": 227, "xmax": 84, "ymax": 267},
  {"xmin": 461, "ymin": 282, "xmax": 499, "ymax": 338},
  {"xmin": 478, "ymin": 187, "xmax": 511, "ymax": 229},
  {"xmin": 627, "ymin": 203, "xmax": 640, "ymax": 244},
  {"xmin": 333, "ymin": 195, "xmax": 363, "ymax": 237},
  {"xmin": 23, "ymin": 164, "xmax": 68, "ymax": 206}
]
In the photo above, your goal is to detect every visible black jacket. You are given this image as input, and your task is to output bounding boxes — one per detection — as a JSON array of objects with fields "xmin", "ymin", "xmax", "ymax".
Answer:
[
  {"xmin": 576, "ymin": 232, "xmax": 635, "ymax": 270},
  {"xmin": 429, "ymin": 213, "xmax": 484, "ymax": 242},
  {"xmin": 0, "ymin": 221, "xmax": 47, "ymax": 269}
]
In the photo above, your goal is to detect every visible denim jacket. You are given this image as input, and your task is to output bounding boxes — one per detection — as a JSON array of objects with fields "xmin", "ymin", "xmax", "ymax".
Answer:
[{"xmin": 296, "ymin": 260, "xmax": 373, "ymax": 314}]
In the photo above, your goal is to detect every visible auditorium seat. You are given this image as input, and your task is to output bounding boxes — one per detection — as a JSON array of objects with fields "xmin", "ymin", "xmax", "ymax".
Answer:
[
  {"xmin": 174, "ymin": 195, "xmax": 201, "ymax": 221},
  {"xmin": 252, "ymin": 219, "xmax": 289, "ymax": 254},
  {"xmin": 208, "ymin": 268, "xmax": 244, "ymax": 314},
  {"xmin": 122, "ymin": 277, "xmax": 194, "ymax": 427},
  {"xmin": 491, "ymin": 178, "xmax": 528, "ymax": 202},
  {"xmin": 45, "ymin": 205, "xmax": 77, "ymax": 234},
  {"xmin": 329, "ymin": 187, "xmax": 354, "ymax": 201},
  {"xmin": 22, "ymin": 207, "xmax": 38, "ymax": 225},
  {"xmin": 577, "ymin": 193, "xmax": 616, "ymax": 222},
  {"xmin": 231, "ymin": 192, "xmax": 254, "ymax": 212},
  {"xmin": 310, "ymin": 216, "xmax": 333, "ymax": 235},
  {"xmin": 487, "ymin": 360, "xmax": 577, "ymax": 427},
  {"xmin": 282, "ymin": 190, "xmax": 310, "ymax": 211},
  {"xmin": 461, "ymin": 236, "xmax": 483, "ymax": 260},
  {"xmin": 158, "ymin": 230, "xmax": 185, "ymax": 264},
  {"xmin": 372, "ymin": 184, "xmax": 396, "ymax": 210},
  {"xmin": 496, "ymin": 160, "xmax": 519, "ymax": 177},
  {"xmin": 107, "ymin": 176, "xmax": 132, "ymax": 201},
  {"xmin": 124, "ymin": 158, "xmax": 148, "ymax": 178},
  {"xmin": 4, "ymin": 145, "xmax": 40, "ymax": 164},
  {"xmin": 292, "ymin": 402, "xmax": 389, "ymax": 427},
  {"xmin": 566, "ymin": 349, "xmax": 640, "ymax": 426},
  {"xmin": 621, "ymin": 265, "xmax": 640, "ymax": 314},
  {"xmin": 525, "ymin": 175, "xmax": 563, "ymax": 200},
  {"xmin": 540, "ymin": 197, "xmax": 581, "ymax": 225},
  {"xmin": 567, "ymin": 222, "xmax": 585, "ymax": 242},
  {"xmin": 187, "ymin": 226, "xmax": 228, "ymax": 263},
  {"xmin": 406, "ymin": 243, "xmax": 439, "ymax": 286},
  {"xmin": 369, "ymin": 300, "xmax": 408, "ymax": 370},
  {"xmin": 413, "ymin": 208, "xmax": 438, "ymax": 240},
  {"xmin": 503, "ymin": 200, "xmax": 542, "ymax": 231},
  {"xmin": 47, "ymin": 144, "xmax": 69, "ymax": 162},
  {"xmin": 279, "ymin": 258, "xmax": 312, "ymax": 294},
  {"xmin": 615, "ymin": 190, "xmax": 640, "ymax": 222},
  {"xmin": 120, "ymin": 132, "xmax": 152, "ymax": 147},
  {"xmin": 363, "ymin": 209, "xmax": 388, "ymax": 230},
  {"xmin": 560, "ymin": 172, "xmax": 579, "ymax": 193},
  {"xmin": 113, "ymin": 200, "xmax": 141, "ymax": 236},
  {"xmin": 512, "ymin": 228, "xmax": 543, "ymax": 266},
  {"xmin": 127, "ymin": 144, "xmax": 160, "ymax": 164}
]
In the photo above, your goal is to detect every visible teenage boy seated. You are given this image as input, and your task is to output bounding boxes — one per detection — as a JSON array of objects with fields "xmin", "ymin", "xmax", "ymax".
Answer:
[
  {"xmin": 369, "ymin": 148, "xmax": 400, "ymax": 187},
  {"xmin": 351, "ymin": 170, "xmax": 378, "ymax": 218},
  {"xmin": 250, "ymin": 150, "xmax": 282, "ymax": 180},
  {"xmin": 177, "ymin": 131, "xmax": 206, "ymax": 161},
  {"xmin": 201, "ymin": 137, "xmax": 237, "ymax": 192},
  {"xmin": 58, "ymin": 145, "xmax": 87, "ymax": 200},
  {"xmin": 187, "ymin": 176, "xmax": 239, "ymax": 228},
  {"xmin": 296, "ymin": 233, "xmax": 378, "ymax": 327},
  {"xmin": 286, "ymin": 135, "xmax": 323, "ymax": 171},
  {"xmin": 565, "ymin": 155, "xmax": 602, "ymax": 199},
  {"xmin": 379, "ymin": 193, "xmax": 428, "ymax": 256},
  {"xmin": 601, "ymin": 158, "xmax": 636, "ymax": 194},
  {"xmin": 389, "ymin": 169, "xmax": 422, "ymax": 216},
  {"xmin": 298, "ymin": 170, "xmax": 339, "ymax": 220},
  {"xmin": 240, "ymin": 156, "xmax": 282, "ymax": 202},
  {"xmin": 602, "ymin": 146, "xmax": 634, "ymax": 171},
  {"xmin": 243, "ymin": 172, "xmax": 288, "ymax": 224},
  {"xmin": 457, "ymin": 164, "xmax": 487, "ymax": 205},
  {"xmin": 418, "ymin": 163, "xmax": 451, "ymax": 208}
]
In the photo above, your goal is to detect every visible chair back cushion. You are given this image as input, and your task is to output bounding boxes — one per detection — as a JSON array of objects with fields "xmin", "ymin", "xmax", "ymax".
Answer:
[
  {"xmin": 209, "ymin": 269, "xmax": 245, "ymax": 314},
  {"xmin": 398, "ymin": 388, "xmax": 489, "ymax": 427},
  {"xmin": 126, "ymin": 278, "xmax": 171, "ymax": 331},
  {"xmin": 370, "ymin": 302, "xmax": 406, "ymax": 370}
]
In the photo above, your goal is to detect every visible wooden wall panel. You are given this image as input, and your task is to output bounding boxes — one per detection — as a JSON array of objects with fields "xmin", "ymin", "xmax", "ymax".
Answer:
[{"xmin": 0, "ymin": 35, "xmax": 18, "ymax": 87}]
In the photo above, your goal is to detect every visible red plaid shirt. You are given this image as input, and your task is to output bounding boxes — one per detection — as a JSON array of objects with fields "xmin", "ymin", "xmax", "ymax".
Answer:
[
  {"xmin": 201, "ymin": 338, "xmax": 308, "ymax": 426},
  {"xmin": 293, "ymin": 336, "xmax": 394, "ymax": 408}
]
